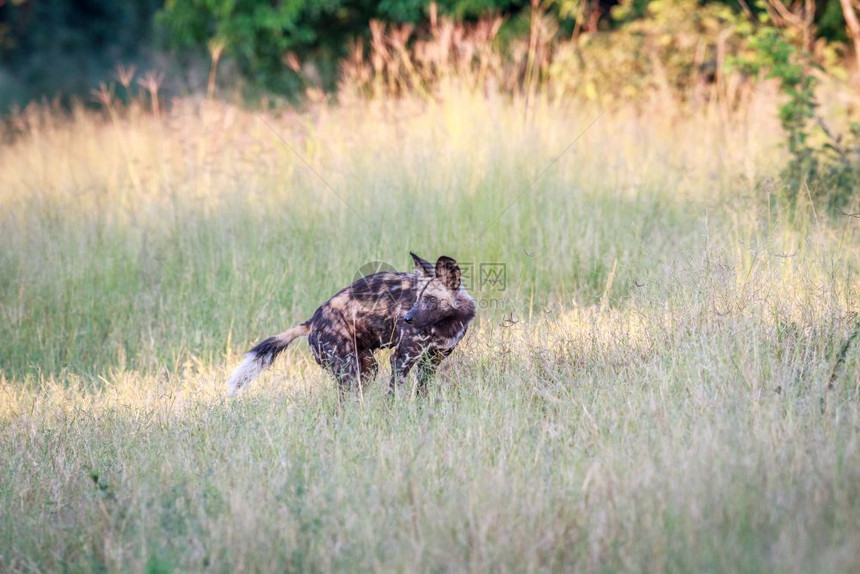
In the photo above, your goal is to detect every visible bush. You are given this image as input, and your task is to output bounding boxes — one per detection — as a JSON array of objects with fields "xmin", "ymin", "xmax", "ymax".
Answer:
[{"xmin": 731, "ymin": 9, "xmax": 860, "ymax": 214}]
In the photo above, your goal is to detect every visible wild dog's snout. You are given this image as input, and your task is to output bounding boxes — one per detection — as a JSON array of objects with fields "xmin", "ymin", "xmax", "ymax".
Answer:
[{"xmin": 404, "ymin": 299, "xmax": 423, "ymax": 323}]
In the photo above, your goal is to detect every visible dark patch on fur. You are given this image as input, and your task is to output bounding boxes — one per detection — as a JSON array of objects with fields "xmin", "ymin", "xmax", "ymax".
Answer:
[{"xmin": 250, "ymin": 336, "xmax": 281, "ymax": 358}]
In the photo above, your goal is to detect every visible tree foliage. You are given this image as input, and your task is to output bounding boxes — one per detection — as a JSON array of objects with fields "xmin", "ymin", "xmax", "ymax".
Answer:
[
  {"xmin": 156, "ymin": 0, "xmax": 529, "ymax": 93},
  {"xmin": 0, "ymin": 0, "xmax": 161, "ymax": 110}
]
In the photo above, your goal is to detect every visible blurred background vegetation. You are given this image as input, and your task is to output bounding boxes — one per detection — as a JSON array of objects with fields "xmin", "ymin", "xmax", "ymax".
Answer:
[
  {"xmin": 1, "ymin": 0, "xmax": 859, "ymax": 111},
  {"xmin": 4, "ymin": 0, "xmax": 859, "ymax": 209}
]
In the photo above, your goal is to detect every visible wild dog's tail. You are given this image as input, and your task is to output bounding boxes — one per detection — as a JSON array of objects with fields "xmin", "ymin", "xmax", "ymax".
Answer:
[{"xmin": 227, "ymin": 323, "xmax": 311, "ymax": 396}]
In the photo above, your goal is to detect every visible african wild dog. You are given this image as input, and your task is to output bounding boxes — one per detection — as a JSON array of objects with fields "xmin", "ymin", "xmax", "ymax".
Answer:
[{"xmin": 227, "ymin": 252, "xmax": 476, "ymax": 397}]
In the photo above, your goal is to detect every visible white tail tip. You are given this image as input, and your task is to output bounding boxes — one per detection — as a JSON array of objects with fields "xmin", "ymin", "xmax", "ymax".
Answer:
[{"xmin": 227, "ymin": 353, "xmax": 265, "ymax": 396}]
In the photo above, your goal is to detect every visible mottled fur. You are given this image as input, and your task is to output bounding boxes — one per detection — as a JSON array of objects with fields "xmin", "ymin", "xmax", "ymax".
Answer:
[{"xmin": 227, "ymin": 253, "xmax": 476, "ymax": 397}]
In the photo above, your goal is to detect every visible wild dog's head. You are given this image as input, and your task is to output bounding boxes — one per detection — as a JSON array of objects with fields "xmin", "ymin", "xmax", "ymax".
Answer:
[{"xmin": 404, "ymin": 253, "xmax": 476, "ymax": 329}]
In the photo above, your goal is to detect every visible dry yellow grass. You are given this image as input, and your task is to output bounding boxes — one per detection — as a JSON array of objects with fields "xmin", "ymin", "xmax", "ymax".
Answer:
[{"xmin": 0, "ymin": 84, "xmax": 858, "ymax": 571}]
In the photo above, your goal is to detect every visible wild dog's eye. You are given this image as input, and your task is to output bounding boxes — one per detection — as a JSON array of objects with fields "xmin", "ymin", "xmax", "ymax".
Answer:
[{"xmin": 424, "ymin": 296, "xmax": 439, "ymax": 308}]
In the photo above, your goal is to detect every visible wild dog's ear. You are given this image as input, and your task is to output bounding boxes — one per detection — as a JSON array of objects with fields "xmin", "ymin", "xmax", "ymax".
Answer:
[
  {"xmin": 411, "ymin": 252, "xmax": 435, "ymax": 277},
  {"xmin": 435, "ymin": 256, "xmax": 461, "ymax": 290}
]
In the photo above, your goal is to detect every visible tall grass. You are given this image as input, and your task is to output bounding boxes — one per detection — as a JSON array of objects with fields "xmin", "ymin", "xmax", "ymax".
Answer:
[{"xmin": 1, "ymin": 86, "xmax": 858, "ymax": 572}]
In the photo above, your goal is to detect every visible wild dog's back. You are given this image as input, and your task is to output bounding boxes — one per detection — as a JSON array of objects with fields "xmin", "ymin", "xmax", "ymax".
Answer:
[{"xmin": 307, "ymin": 271, "xmax": 420, "ymax": 350}]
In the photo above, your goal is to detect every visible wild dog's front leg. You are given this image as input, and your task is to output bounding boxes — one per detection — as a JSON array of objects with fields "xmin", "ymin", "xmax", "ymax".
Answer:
[
  {"xmin": 389, "ymin": 336, "xmax": 445, "ymax": 396},
  {"xmin": 388, "ymin": 351, "xmax": 417, "ymax": 395},
  {"xmin": 388, "ymin": 344, "xmax": 420, "ymax": 396},
  {"xmin": 415, "ymin": 348, "xmax": 452, "ymax": 395}
]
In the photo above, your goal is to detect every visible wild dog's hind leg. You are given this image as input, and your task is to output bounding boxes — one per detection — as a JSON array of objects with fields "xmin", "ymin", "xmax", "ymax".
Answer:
[
  {"xmin": 330, "ymin": 348, "xmax": 381, "ymax": 402},
  {"xmin": 355, "ymin": 349, "xmax": 379, "ymax": 395},
  {"xmin": 309, "ymin": 336, "xmax": 360, "ymax": 402},
  {"xmin": 329, "ymin": 350, "xmax": 365, "ymax": 403}
]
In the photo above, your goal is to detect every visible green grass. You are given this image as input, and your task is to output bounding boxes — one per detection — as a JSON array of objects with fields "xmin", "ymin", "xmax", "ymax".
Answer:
[{"xmin": 1, "ymin": 90, "xmax": 859, "ymax": 572}]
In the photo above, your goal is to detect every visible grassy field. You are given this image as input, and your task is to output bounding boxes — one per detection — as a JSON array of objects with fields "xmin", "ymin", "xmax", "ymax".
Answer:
[{"xmin": 1, "ymin": 88, "xmax": 859, "ymax": 572}]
